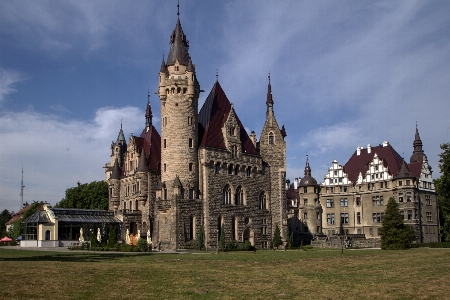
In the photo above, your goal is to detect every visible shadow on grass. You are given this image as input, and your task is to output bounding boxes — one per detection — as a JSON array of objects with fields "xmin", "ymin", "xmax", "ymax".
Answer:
[{"xmin": 0, "ymin": 251, "xmax": 152, "ymax": 263}]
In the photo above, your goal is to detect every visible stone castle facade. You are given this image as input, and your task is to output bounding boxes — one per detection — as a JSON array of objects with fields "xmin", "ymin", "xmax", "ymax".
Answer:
[{"xmin": 105, "ymin": 16, "xmax": 287, "ymax": 250}]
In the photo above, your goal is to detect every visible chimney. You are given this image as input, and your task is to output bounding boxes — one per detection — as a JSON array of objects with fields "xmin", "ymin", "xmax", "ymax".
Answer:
[
  {"xmin": 357, "ymin": 146, "xmax": 361, "ymax": 156},
  {"xmin": 382, "ymin": 141, "xmax": 389, "ymax": 147},
  {"xmin": 294, "ymin": 178, "xmax": 298, "ymax": 189},
  {"xmin": 367, "ymin": 144, "xmax": 371, "ymax": 154}
]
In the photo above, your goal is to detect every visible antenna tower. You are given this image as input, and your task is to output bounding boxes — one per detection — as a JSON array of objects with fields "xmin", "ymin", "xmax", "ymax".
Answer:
[{"xmin": 20, "ymin": 167, "xmax": 25, "ymax": 209}]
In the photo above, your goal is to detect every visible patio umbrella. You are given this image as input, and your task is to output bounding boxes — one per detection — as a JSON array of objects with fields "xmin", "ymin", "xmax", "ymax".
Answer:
[{"xmin": 0, "ymin": 236, "xmax": 12, "ymax": 242}]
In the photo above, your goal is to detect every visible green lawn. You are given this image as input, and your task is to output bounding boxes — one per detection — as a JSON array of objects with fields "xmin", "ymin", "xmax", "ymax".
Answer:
[{"xmin": 0, "ymin": 247, "xmax": 449, "ymax": 299}]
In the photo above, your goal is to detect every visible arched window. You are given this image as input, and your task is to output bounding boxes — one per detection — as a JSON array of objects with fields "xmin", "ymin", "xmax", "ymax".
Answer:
[
  {"xmin": 235, "ymin": 186, "xmax": 244, "ymax": 205},
  {"xmin": 135, "ymin": 200, "xmax": 139, "ymax": 211},
  {"xmin": 222, "ymin": 184, "xmax": 232, "ymax": 205},
  {"xmin": 246, "ymin": 167, "xmax": 251, "ymax": 177},
  {"xmin": 259, "ymin": 192, "xmax": 267, "ymax": 209},
  {"xmin": 228, "ymin": 164, "xmax": 233, "ymax": 175},
  {"xmin": 215, "ymin": 163, "xmax": 220, "ymax": 174},
  {"xmin": 269, "ymin": 132, "xmax": 274, "ymax": 145}
]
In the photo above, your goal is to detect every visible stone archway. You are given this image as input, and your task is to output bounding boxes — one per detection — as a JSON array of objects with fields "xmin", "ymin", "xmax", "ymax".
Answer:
[{"xmin": 242, "ymin": 227, "xmax": 254, "ymax": 246}]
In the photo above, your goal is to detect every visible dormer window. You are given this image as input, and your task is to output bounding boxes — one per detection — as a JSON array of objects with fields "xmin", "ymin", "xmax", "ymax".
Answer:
[{"xmin": 175, "ymin": 66, "xmax": 179, "ymax": 71}]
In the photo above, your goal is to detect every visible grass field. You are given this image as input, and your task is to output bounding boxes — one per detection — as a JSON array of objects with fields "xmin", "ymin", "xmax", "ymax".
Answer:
[{"xmin": 0, "ymin": 247, "xmax": 449, "ymax": 299}]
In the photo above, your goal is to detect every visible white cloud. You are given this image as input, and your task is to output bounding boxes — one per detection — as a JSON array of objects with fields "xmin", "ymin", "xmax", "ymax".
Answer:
[
  {"xmin": 0, "ymin": 106, "xmax": 145, "ymax": 212},
  {"xmin": 0, "ymin": 68, "xmax": 23, "ymax": 103}
]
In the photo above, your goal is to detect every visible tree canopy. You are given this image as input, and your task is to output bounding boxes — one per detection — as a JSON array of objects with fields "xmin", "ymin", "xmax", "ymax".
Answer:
[
  {"xmin": 435, "ymin": 143, "xmax": 450, "ymax": 241},
  {"xmin": 0, "ymin": 209, "xmax": 12, "ymax": 237},
  {"xmin": 272, "ymin": 223, "xmax": 282, "ymax": 248},
  {"xmin": 379, "ymin": 197, "xmax": 415, "ymax": 250},
  {"xmin": 55, "ymin": 181, "xmax": 109, "ymax": 210}
]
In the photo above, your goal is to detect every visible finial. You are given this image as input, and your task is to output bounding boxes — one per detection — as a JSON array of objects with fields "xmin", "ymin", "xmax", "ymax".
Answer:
[
  {"xmin": 216, "ymin": 69, "xmax": 218, "ymax": 82},
  {"xmin": 147, "ymin": 88, "xmax": 150, "ymax": 103},
  {"xmin": 268, "ymin": 70, "xmax": 271, "ymax": 83},
  {"xmin": 177, "ymin": 0, "xmax": 180, "ymax": 18},
  {"xmin": 121, "ymin": 119, "xmax": 123, "ymax": 129}
]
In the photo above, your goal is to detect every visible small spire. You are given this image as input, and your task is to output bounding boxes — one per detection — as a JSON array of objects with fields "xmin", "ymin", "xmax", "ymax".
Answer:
[
  {"xmin": 266, "ymin": 72, "xmax": 274, "ymax": 105},
  {"xmin": 145, "ymin": 93, "xmax": 153, "ymax": 128},
  {"xmin": 304, "ymin": 155, "xmax": 311, "ymax": 177},
  {"xmin": 160, "ymin": 55, "xmax": 168, "ymax": 73}
]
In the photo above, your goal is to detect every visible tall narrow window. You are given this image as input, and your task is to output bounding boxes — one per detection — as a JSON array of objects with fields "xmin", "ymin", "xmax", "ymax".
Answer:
[
  {"xmin": 259, "ymin": 192, "xmax": 267, "ymax": 209},
  {"xmin": 189, "ymin": 138, "xmax": 193, "ymax": 148},
  {"xmin": 235, "ymin": 186, "xmax": 244, "ymax": 205},
  {"xmin": 268, "ymin": 132, "xmax": 274, "ymax": 144},
  {"xmin": 222, "ymin": 185, "xmax": 231, "ymax": 205}
]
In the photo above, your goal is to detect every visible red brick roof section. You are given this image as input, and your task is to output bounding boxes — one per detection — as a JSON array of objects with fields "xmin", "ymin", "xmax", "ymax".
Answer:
[
  {"xmin": 139, "ymin": 125, "xmax": 161, "ymax": 171},
  {"xmin": 344, "ymin": 144, "xmax": 407, "ymax": 185},
  {"xmin": 198, "ymin": 81, "xmax": 259, "ymax": 155}
]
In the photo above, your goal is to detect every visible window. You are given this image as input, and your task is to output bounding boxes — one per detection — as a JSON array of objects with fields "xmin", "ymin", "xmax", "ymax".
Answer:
[
  {"xmin": 426, "ymin": 212, "xmax": 432, "ymax": 222},
  {"xmin": 316, "ymin": 212, "xmax": 320, "ymax": 220},
  {"xmin": 380, "ymin": 182, "xmax": 384, "ymax": 188},
  {"xmin": 372, "ymin": 212, "xmax": 384, "ymax": 223},
  {"xmin": 268, "ymin": 132, "xmax": 274, "ymax": 144},
  {"xmin": 234, "ymin": 166, "xmax": 239, "ymax": 175},
  {"xmin": 215, "ymin": 163, "xmax": 220, "ymax": 174},
  {"xmin": 406, "ymin": 180, "xmax": 410, "ymax": 186},
  {"xmin": 259, "ymin": 193, "xmax": 267, "ymax": 209},
  {"xmin": 407, "ymin": 192, "xmax": 412, "ymax": 202},
  {"xmin": 228, "ymin": 164, "xmax": 233, "ymax": 175},
  {"xmin": 189, "ymin": 163, "xmax": 193, "ymax": 172},
  {"xmin": 372, "ymin": 196, "xmax": 383, "ymax": 206},
  {"xmin": 398, "ymin": 180, "xmax": 402, "ymax": 186},
  {"xmin": 407, "ymin": 210, "xmax": 413, "ymax": 220},
  {"xmin": 357, "ymin": 212, "xmax": 361, "ymax": 224},
  {"xmin": 222, "ymin": 185, "xmax": 232, "ymax": 205},
  {"xmin": 426, "ymin": 195, "xmax": 431, "ymax": 206},
  {"xmin": 175, "ymin": 66, "xmax": 179, "ymax": 71},
  {"xmin": 304, "ymin": 199, "xmax": 308, "ymax": 206},
  {"xmin": 188, "ymin": 189, "xmax": 194, "ymax": 200},
  {"xmin": 229, "ymin": 126, "xmax": 235, "ymax": 136},
  {"xmin": 326, "ymin": 199, "xmax": 334, "ymax": 208},
  {"xmin": 340, "ymin": 198, "xmax": 348, "ymax": 207},
  {"xmin": 123, "ymin": 202, "xmax": 126, "ymax": 210},
  {"xmin": 340, "ymin": 213, "xmax": 349, "ymax": 224},
  {"xmin": 304, "ymin": 187, "xmax": 308, "ymax": 193},
  {"xmin": 246, "ymin": 167, "xmax": 251, "ymax": 177},
  {"xmin": 327, "ymin": 214, "xmax": 335, "ymax": 224},
  {"xmin": 235, "ymin": 186, "xmax": 244, "ymax": 205},
  {"xmin": 398, "ymin": 193, "xmax": 403, "ymax": 202},
  {"xmin": 189, "ymin": 138, "xmax": 193, "ymax": 148},
  {"xmin": 164, "ymin": 139, "xmax": 166, "ymax": 148},
  {"xmin": 356, "ymin": 197, "xmax": 361, "ymax": 206},
  {"xmin": 385, "ymin": 182, "xmax": 389, "ymax": 188},
  {"xmin": 303, "ymin": 212, "xmax": 308, "ymax": 220},
  {"xmin": 163, "ymin": 188, "xmax": 168, "ymax": 200}
]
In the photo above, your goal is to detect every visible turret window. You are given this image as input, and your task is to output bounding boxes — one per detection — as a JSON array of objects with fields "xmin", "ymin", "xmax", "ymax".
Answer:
[
  {"xmin": 189, "ymin": 138, "xmax": 193, "ymax": 148},
  {"xmin": 189, "ymin": 163, "xmax": 193, "ymax": 172},
  {"xmin": 259, "ymin": 192, "xmax": 267, "ymax": 209},
  {"xmin": 269, "ymin": 132, "xmax": 274, "ymax": 144}
]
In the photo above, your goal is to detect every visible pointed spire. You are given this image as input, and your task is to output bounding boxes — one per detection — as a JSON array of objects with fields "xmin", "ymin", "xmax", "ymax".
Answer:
[
  {"xmin": 266, "ymin": 72, "xmax": 274, "ymax": 105},
  {"xmin": 160, "ymin": 55, "xmax": 168, "ymax": 73},
  {"xmin": 186, "ymin": 57, "xmax": 194, "ymax": 72},
  {"xmin": 304, "ymin": 155, "xmax": 311, "ymax": 177},
  {"xmin": 280, "ymin": 125, "xmax": 287, "ymax": 138},
  {"xmin": 410, "ymin": 124, "xmax": 425, "ymax": 164},
  {"xmin": 167, "ymin": 17, "xmax": 190, "ymax": 66},
  {"xmin": 396, "ymin": 160, "xmax": 413, "ymax": 179},
  {"xmin": 116, "ymin": 121, "xmax": 125, "ymax": 144},
  {"xmin": 110, "ymin": 158, "xmax": 121, "ymax": 179},
  {"xmin": 137, "ymin": 151, "xmax": 148, "ymax": 173},
  {"xmin": 146, "ymin": 91, "xmax": 153, "ymax": 128}
]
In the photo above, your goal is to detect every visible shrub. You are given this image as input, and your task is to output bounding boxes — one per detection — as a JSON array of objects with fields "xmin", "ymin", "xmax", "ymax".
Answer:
[
  {"xmin": 136, "ymin": 238, "xmax": 148, "ymax": 252},
  {"xmin": 107, "ymin": 227, "xmax": 117, "ymax": 248},
  {"xmin": 272, "ymin": 224, "xmax": 282, "ymax": 248}
]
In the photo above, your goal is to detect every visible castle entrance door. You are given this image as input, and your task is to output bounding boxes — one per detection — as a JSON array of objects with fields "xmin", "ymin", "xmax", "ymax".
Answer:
[{"xmin": 130, "ymin": 222, "xmax": 137, "ymax": 234}]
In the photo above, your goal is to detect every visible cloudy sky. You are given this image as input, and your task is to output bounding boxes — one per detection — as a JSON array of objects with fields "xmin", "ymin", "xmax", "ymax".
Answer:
[{"xmin": 1, "ymin": 1, "xmax": 449, "ymax": 212}]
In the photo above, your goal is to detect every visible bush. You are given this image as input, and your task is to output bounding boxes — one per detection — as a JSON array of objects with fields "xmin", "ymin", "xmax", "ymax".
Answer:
[
  {"xmin": 136, "ymin": 238, "xmax": 149, "ymax": 252},
  {"xmin": 272, "ymin": 224, "xmax": 282, "ymax": 249},
  {"xmin": 107, "ymin": 227, "xmax": 117, "ymax": 248},
  {"xmin": 119, "ymin": 243, "xmax": 134, "ymax": 252}
]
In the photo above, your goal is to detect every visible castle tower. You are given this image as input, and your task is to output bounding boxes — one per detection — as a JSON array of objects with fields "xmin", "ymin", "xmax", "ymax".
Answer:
[
  {"xmin": 259, "ymin": 75, "xmax": 287, "ymax": 241},
  {"xmin": 410, "ymin": 125, "xmax": 427, "ymax": 164},
  {"xmin": 158, "ymin": 16, "xmax": 201, "ymax": 197}
]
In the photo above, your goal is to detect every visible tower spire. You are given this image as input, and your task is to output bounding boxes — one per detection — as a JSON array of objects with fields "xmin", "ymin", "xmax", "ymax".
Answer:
[
  {"xmin": 266, "ymin": 71, "xmax": 274, "ymax": 111},
  {"xmin": 20, "ymin": 166, "xmax": 25, "ymax": 209},
  {"xmin": 146, "ymin": 91, "xmax": 153, "ymax": 129},
  {"xmin": 410, "ymin": 124, "xmax": 426, "ymax": 163}
]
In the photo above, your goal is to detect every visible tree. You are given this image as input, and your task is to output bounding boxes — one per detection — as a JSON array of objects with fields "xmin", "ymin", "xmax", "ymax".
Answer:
[
  {"xmin": 435, "ymin": 143, "xmax": 450, "ymax": 241},
  {"xmin": 56, "ymin": 181, "xmax": 109, "ymax": 210},
  {"xmin": 10, "ymin": 202, "xmax": 42, "ymax": 240},
  {"xmin": 379, "ymin": 197, "xmax": 415, "ymax": 250},
  {"xmin": 107, "ymin": 226, "xmax": 117, "ymax": 248},
  {"xmin": 272, "ymin": 223, "xmax": 282, "ymax": 249},
  {"xmin": 0, "ymin": 209, "xmax": 12, "ymax": 237}
]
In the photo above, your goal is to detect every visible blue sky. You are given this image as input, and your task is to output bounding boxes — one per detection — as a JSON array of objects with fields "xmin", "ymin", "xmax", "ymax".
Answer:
[{"xmin": 1, "ymin": 1, "xmax": 449, "ymax": 212}]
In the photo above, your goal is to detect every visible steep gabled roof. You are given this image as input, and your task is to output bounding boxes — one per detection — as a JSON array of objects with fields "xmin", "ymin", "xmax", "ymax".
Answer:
[
  {"xmin": 139, "ymin": 125, "xmax": 161, "ymax": 171},
  {"xmin": 344, "ymin": 144, "xmax": 406, "ymax": 184},
  {"xmin": 167, "ymin": 18, "xmax": 190, "ymax": 66},
  {"xmin": 396, "ymin": 161, "xmax": 414, "ymax": 179},
  {"xmin": 198, "ymin": 81, "xmax": 259, "ymax": 155}
]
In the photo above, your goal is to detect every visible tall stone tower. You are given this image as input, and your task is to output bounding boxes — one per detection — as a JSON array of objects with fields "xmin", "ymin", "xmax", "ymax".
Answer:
[
  {"xmin": 156, "ymin": 16, "xmax": 201, "ymax": 249},
  {"xmin": 259, "ymin": 76, "xmax": 287, "ymax": 241},
  {"xmin": 158, "ymin": 17, "xmax": 200, "ymax": 196}
]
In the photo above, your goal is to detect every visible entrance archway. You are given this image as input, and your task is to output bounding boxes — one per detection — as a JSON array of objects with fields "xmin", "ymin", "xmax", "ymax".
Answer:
[{"xmin": 242, "ymin": 227, "xmax": 254, "ymax": 246}]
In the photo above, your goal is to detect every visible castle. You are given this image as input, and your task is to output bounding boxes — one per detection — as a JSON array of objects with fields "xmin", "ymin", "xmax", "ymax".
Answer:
[
  {"xmin": 105, "ymin": 16, "xmax": 287, "ymax": 250},
  {"xmin": 105, "ymin": 14, "xmax": 439, "ymax": 250}
]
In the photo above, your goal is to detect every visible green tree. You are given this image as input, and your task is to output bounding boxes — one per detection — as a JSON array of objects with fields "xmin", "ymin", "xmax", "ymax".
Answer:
[
  {"xmin": 379, "ymin": 197, "xmax": 415, "ymax": 250},
  {"xmin": 219, "ymin": 224, "xmax": 225, "ymax": 249},
  {"xmin": 90, "ymin": 229, "xmax": 98, "ymax": 249},
  {"xmin": 56, "ymin": 181, "xmax": 109, "ymax": 210},
  {"xmin": 272, "ymin": 223, "xmax": 282, "ymax": 248},
  {"xmin": 9, "ymin": 202, "xmax": 42, "ymax": 240},
  {"xmin": 107, "ymin": 226, "xmax": 117, "ymax": 248},
  {"xmin": 0, "ymin": 209, "xmax": 12, "ymax": 237},
  {"xmin": 435, "ymin": 143, "xmax": 450, "ymax": 241}
]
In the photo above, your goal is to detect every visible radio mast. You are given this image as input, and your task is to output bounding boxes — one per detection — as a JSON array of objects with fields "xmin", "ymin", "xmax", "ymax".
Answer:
[{"xmin": 19, "ymin": 166, "xmax": 25, "ymax": 209}]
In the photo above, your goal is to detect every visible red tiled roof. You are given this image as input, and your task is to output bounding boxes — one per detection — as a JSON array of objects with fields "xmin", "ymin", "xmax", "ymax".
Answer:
[
  {"xmin": 198, "ymin": 82, "xmax": 259, "ymax": 155},
  {"xmin": 6, "ymin": 204, "xmax": 36, "ymax": 225},
  {"xmin": 408, "ymin": 162, "xmax": 422, "ymax": 178},
  {"xmin": 344, "ymin": 144, "xmax": 406, "ymax": 184}
]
